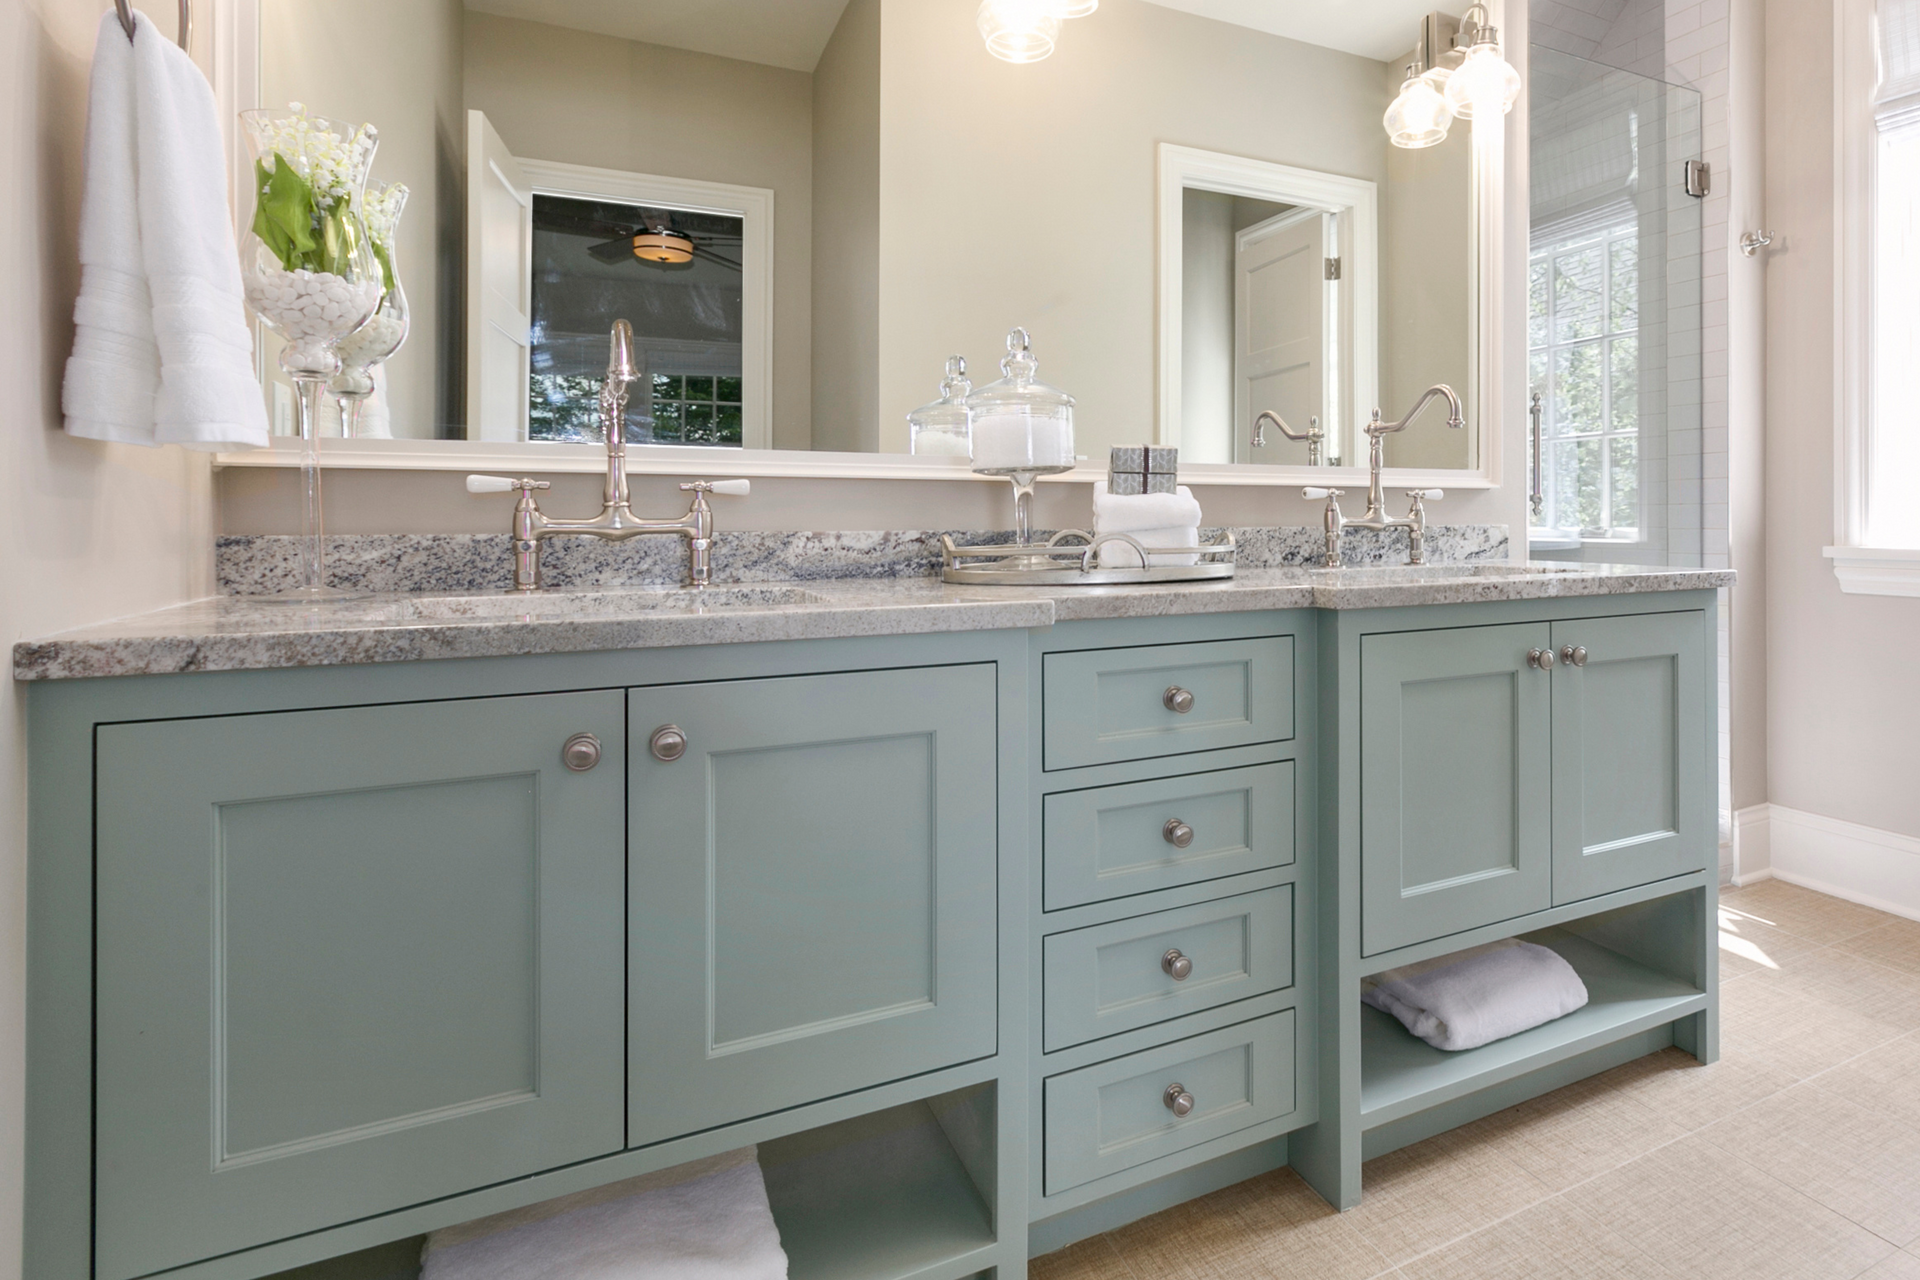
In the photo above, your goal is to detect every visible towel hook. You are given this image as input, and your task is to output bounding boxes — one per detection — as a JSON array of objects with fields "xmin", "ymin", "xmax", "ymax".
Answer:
[{"xmin": 112, "ymin": 0, "xmax": 192, "ymax": 50}]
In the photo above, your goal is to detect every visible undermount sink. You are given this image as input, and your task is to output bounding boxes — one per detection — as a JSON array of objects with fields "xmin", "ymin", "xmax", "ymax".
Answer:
[{"xmin": 401, "ymin": 584, "xmax": 831, "ymax": 620}]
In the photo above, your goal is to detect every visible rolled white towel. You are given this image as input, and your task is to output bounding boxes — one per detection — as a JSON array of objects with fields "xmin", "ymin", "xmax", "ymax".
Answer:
[
  {"xmin": 1362, "ymin": 938, "xmax": 1589, "ymax": 1052},
  {"xmin": 1092, "ymin": 481, "xmax": 1203, "ymax": 568},
  {"xmin": 421, "ymin": 1146, "xmax": 788, "ymax": 1280}
]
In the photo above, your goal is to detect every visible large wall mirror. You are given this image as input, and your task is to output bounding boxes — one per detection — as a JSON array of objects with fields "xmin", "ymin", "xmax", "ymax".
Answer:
[{"xmin": 233, "ymin": 0, "xmax": 1505, "ymax": 477}]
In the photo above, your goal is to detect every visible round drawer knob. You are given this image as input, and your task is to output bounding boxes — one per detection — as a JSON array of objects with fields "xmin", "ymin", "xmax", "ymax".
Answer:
[
  {"xmin": 1163, "ymin": 819, "xmax": 1195, "ymax": 849},
  {"xmin": 1528, "ymin": 647, "xmax": 1556, "ymax": 670},
  {"xmin": 1163, "ymin": 1083, "xmax": 1196, "ymax": 1117},
  {"xmin": 1163, "ymin": 686, "xmax": 1195, "ymax": 714},
  {"xmin": 561, "ymin": 732, "xmax": 601, "ymax": 772},
  {"xmin": 1161, "ymin": 948, "xmax": 1193, "ymax": 981},
  {"xmin": 1561, "ymin": 645, "xmax": 1589, "ymax": 667},
  {"xmin": 649, "ymin": 725, "xmax": 688, "ymax": 762}
]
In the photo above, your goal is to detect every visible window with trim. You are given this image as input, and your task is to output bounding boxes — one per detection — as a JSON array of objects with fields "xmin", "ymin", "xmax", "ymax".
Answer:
[{"xmin": 1528, "ymin": 218, "xmax": 1642, "ymax": 541}]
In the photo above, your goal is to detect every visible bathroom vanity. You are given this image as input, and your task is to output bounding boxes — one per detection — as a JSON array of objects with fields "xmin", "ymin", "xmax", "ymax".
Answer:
[{"xmin": 18, "ymin": 565, "xmax": 1726, "ymax": 1280}]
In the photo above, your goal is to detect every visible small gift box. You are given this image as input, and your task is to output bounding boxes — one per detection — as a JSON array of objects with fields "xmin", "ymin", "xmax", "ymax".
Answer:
[{"xmin": 1108, "ymin": 445, "xmax": 1179, "ymax": 495}]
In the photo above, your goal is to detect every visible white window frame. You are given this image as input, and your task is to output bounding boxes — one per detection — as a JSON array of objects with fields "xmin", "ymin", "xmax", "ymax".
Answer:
[{"xmin": 1831, "ymin": 0, "xmax": 1920, "ymax": 592}]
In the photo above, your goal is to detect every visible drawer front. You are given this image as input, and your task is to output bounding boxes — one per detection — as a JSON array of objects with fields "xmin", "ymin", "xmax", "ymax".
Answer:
[
  {"xmin": 1043, "ymin": 761, "xmax": 1295, "ymax": 910},
  {"xmin": 1043, "ymin": 1011, "xmax": 1296, "ymax": 1195},
  {"xmin": 1042, "ymin": 886, "xmax": 1293, "ymax": 1051},
  {"xmin": 1043, "ymin": 637, "xmax": 1295, "ymax": 770}
]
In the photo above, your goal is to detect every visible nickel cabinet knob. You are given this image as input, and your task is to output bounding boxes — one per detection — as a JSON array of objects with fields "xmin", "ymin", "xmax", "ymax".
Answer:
[
  {"xmin": 1528, "ymin": 647, "xmax": 1556, "ymax": 670},
  {"xmin": 1163, "ymin": 686, "xmax": 1195, "ymax": 714},
  {"xmin": 1561, "ymin": 645, "xmax": 1589, "ymax": 667},
  {"xmin": 1163, "ymin": 1083, "xmax": 1196, "ymax": 1117},
  {"xmin": 561, "ymin": 732, "xmax": 601, "ymax": 772},
  {"xmin": 1161, "ymin": 948, "xmax": 1193, "ymax": 981},
  {"xmin": 1163, "ymin": 819, "xmax": 1195, "ymax": 848},
  {"xmin": 649, "ymin": 725, "xmax": 688, "ymax": 762}
]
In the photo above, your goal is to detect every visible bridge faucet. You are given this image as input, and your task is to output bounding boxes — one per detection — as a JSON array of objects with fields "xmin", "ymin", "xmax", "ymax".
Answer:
[
  {"xmin": 467, "ymin": 320, "xmax": 750, "ymax": 591},
  {"xmin": 1302, "ymin": 383, "xmax": 1463, "ymax": 568}
]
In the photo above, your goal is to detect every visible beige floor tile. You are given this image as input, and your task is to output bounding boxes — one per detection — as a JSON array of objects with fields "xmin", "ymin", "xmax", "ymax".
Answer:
[
  {"xmin": 1720, "ymin": 881, "xmax": 1893, "ymax": 945},
  {"xmin": 1812, "ymin": 1032, "xmax": 1920, "ymax": 1133},
  {"xmin": 1718, "ymin": 904, "xmax": 1827, "ymax": 979},
  {"xmin": 1030, "ymin": 1234, "xmax": 1138, "ymax": 1280},
  {"xmin": 1701, "ymin": 1081, "xmax": 1920, "ymax": 1247},
  {"xmin": 1105, "ymin": 1168, "xmax": 1392, "ymax": 1280},
  {"xmin": 1562, "ymin": 1133, "xmax": 1896, "ymax": 1280},
  {"xmin": 1457, "ymin": 1070, "xmax": 1690, "ymax": 1191},
  {"xmin": 1860, "ymin": 1251, "xmax": 1920, "ymax": 1280},
  {"xmin": 1395, "ymin": 1195, "xmax": 1660, "ymax": 1280},
  {"xmin": 1720, "ymin": 970, "xmax": 1908, "ymax": 1079},
  {"xmin": 1588, "ymin": 1045, "xmax": 1797, "ymax": 1131},
  {"xmin": 1345, "ymin": 1127, "xmax": 1552, "ymax": 1267},
  {"xmin": 1836, "ymin": 918, "xmax": 1920, "ymax": 978},
  {"xmin": 1725, "ymin": 946, "xmax": 1920, "ymax": 1034}
]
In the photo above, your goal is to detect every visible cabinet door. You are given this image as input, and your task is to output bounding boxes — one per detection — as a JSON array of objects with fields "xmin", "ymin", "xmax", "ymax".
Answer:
[
  {"xmin": 1551, "ymin": 612, "xmax": 1710, "ymax": 903},
  {"xmin": 627, "ymin": 665, "xmax": 998, "ymax": 1147},
  {"xmin": 94, "ymin": 692, "xmax": 626, "ymax": 1280},
  {"xmin": 1361, "ymin": 623, "xmax": 1554, "ymax": 955}
]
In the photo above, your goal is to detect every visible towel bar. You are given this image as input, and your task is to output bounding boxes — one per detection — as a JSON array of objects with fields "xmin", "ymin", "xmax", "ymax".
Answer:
[{"xmin": 112, "ymin": 0, "xmax": 191, "ymax": 49}]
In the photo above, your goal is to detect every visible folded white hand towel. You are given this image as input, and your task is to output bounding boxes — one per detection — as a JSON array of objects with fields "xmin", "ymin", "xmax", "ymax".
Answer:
[
  {"xmin": 64, "ymin": 12, "xmax": 269, "ymax": 451},
  {"xmin": 1362, "ymin": 938, "xmax": 1589, "ymax": 1052},
  {"xmin": 421, "ymin": 1146, "xmax": 788, "ymax": 1280},
  {"xmin": 1092, "ymin": 481, "xmax": 1203, "ymax": 568}
]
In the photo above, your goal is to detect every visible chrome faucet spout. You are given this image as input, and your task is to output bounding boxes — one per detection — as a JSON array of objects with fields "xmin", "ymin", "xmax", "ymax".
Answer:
[{"xmin": 1305, "ymin": 382, "xmax": 1461, "ymax": 567}]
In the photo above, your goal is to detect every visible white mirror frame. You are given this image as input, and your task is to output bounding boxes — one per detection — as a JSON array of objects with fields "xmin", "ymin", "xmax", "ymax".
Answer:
[{"xmin": 209, "ymin": 0, "xmax": 1509, "ymax": 490}]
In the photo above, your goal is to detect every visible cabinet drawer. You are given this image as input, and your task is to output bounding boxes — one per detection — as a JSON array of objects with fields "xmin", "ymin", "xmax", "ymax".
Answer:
[
  {"xmin": 1043, "ymin": 637, "xmax": 1294, "ymax": 770},
  {"xmin": 1043, "ymin": 761, "xmax": 1294, "ymax": 910},
  {"xmin": 1043, "ymin": 886, "xmax": 1293, "ymax": 1051},
  {"xmin": 1043, "ymin": 1011, "xmax": 1296, "ymax": 1195}
]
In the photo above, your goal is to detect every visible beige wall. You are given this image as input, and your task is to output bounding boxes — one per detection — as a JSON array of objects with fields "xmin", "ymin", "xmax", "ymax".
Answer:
[
  {"xmin": 262, "ymin": 0, "xmax": 464, "ymax": 436},
  {"xmin": 1763, "ymin": 0, "xmax": 1920, "ymax": 838},
  {"xmin": 874, "ymin": 0, "xmax": 1391, "ymax": 455},
  {"xmin": 2, "ymin": 1, "xmax": 219, "ymax": 1273},
  {"xmin": 463, "ymin": 13, "xmax": 816, "ymax": 448},
  {"xmin": 810, "ymin": 0, "xmax": 880, "ymax": 453}
]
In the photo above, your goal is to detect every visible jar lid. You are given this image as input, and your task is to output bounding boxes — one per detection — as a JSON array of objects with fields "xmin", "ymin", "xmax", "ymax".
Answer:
[{"xmin": 967, "ymin": 328, "xmax": 1074, "ymax": 412}]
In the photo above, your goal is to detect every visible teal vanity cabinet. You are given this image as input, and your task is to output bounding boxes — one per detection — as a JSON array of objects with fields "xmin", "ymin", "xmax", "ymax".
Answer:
[
  {"xmin": 91, "ymin": 692, "xmax": 629, "ymax": 1280},
  {"xmin": 626, "ymin": 665, "xmax": 1000, "ymax": 1145}
]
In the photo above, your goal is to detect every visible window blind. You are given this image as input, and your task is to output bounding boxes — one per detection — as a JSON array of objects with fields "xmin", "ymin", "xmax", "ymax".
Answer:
[{"xmin": 1878, "ymin": 0, "xmax": 1920, "ymax": 129}]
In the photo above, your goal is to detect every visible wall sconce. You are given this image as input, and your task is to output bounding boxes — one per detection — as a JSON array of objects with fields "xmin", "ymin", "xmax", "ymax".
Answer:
[
  {"xmin": 1444, "ymin": 4, "xmax": 1522, "ymax": 120},
  {"xmin": 1385, "ymin": 64, "xmax": 1456, "ymax": 148},
  {"xmin": 1380, "ymin": 7, "xmax": 1519, "ymax": 148},
  {"xmin": 978, "ymin": 0, "xmax": 1098, "ymax": 64}
]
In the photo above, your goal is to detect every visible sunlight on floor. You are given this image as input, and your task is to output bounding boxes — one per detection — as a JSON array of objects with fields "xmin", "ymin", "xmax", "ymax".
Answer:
[{"xmin": 1719, "ymin": 906, "xmax": 1782, "ymax": 971}]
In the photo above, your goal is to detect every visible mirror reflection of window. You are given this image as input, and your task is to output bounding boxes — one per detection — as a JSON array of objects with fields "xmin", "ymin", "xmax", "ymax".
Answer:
[{"xmin": 527, "ymin": 194, "xmax": 745, "ymax": 447}]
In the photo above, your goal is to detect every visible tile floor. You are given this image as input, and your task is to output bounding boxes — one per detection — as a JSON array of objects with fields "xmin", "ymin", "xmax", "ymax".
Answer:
[{"xmin": 1031, "ymin": 881, "xmax": 1920, "ymax": 1280}]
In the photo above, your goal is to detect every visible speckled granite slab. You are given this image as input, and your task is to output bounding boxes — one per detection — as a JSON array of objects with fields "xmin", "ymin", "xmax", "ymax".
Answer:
[
  {"xmin": 215, "ymin": 525, "xmax": 1510, "ymax": 595},
  {"xmin": 17, "ymin": 563, "xmax": 1733, "ymax": 681}
]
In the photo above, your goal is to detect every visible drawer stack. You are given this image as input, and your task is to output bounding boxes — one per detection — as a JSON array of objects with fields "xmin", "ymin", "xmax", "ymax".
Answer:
[{"xmin": 1034, "ymin": 632, "xmax": 1310, "ymax": 1205}]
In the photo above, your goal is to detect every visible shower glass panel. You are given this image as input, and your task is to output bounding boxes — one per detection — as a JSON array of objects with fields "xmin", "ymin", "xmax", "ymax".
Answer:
[{"xmin": 1528, "ymin": 48, "xmax": 1702, "ymax": 567}]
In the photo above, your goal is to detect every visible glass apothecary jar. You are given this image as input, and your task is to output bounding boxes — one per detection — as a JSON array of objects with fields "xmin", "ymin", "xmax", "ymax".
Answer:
[
  {"xmin": 967, "ymin": 328, "xmax": 1075, "ymax": 544},
  {"xmin": 909, "ymin": 356, "xmax": 974, "ymax": 456}
]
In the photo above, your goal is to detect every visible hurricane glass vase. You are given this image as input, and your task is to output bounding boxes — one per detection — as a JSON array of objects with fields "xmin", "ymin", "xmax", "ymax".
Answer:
[{"xmin": 331, "ymin": 181, "xmax": 409, "ymax": 439}]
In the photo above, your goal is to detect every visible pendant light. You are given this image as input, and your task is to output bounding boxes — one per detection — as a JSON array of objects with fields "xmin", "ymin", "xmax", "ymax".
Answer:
[
  {"xmin": 632, "ymin": 227, "xmax": 694, "ymax": 264},
  {"xmin": 978, "ymin": 0, "xmax": 1061, "ymax": 63},
  {"xmin": 1384, "ymin": 64, "xmax": 1455, "ymax": 148},
  {"xmin": 1444, "ymin": 4, "xmax": 1522, "ymax": 121}
]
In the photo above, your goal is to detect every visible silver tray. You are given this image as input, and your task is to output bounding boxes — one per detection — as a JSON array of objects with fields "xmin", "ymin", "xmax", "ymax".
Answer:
[{"xmin": 941, "ymin": 530, "xmax": 1236, "ymax": 585}]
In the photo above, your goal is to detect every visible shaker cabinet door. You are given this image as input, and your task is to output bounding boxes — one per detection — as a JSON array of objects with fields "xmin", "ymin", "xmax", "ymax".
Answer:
[
  {"xmin": 627, "ymin": 664, "xmax": 999, "ymax": 1148},
  {"xmin": 1550, "ymin": 612, "xmax": 1711, "ymax": 903},
  {"xmin": 93, "ymin": 691, "xmax": 627, "ymax": 1280},
  {"xmin": 1360, "ymin": 623, "xmax": 1554, "ymax": 956}
]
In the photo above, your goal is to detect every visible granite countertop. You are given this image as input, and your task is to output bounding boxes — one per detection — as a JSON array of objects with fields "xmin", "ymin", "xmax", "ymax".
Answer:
[{"xmin": 14, "ymin": 563, "xmax": 1734, "ymax": 681}]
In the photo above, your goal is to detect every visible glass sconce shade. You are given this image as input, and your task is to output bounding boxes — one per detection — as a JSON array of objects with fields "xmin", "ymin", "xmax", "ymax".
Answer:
[
  {"xmin": 1045, "ymin": 0, "xmax": 1099, "ymax": 15},
  {"xmin": 1445, "ymin": 36, "xmax": 1522, "ymax": 119},
  {"xmin": 1385, "ymin": 67, "xmax": 1455, "ymax": 148},
  {"xmin": 978, "ymin": 0, "xmax": 1061, "ymax": 62}
]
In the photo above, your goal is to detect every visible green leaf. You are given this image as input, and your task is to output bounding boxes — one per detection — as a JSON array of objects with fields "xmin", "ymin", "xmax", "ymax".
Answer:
[{"xmin": 251, "ymin": 155, "xmax": 319, "ymax": 271}]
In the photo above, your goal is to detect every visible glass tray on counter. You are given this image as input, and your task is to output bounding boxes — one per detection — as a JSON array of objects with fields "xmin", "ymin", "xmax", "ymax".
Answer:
[{"xmin": 939, "ymin": 530, "xmax": 1236, "ymax": 585}]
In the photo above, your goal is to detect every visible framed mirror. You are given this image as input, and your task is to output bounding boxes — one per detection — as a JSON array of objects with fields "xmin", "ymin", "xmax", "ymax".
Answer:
[{"xmin": 215, "ymin": 0, "xmax": 1512, "ymax": 483}]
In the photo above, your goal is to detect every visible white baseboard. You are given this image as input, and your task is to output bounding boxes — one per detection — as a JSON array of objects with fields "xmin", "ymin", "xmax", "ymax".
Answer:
[{"xmin": 1733, "ymin": 804, "xmax": 1920, "ymax": 924}]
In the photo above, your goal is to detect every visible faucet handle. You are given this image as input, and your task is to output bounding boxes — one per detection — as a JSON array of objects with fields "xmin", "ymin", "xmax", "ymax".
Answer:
[
  {"xmin": 681, "ymin": 479, "xmax": 751, "ymax": 497},
  {"xmin": 467, "ymin": 475, "xmax": 551, "ymax": 495},
  {"xmin": 1303, "ymin": 487, "xmax": 1346, "ymax": 500},
  {"xmin": 1404, "ymin": 488, "xmax": 1445, "ymax": 501}
]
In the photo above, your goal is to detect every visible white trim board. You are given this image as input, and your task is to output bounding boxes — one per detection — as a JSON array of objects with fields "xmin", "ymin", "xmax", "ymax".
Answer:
[{"xmin": 1729, "ymin": 803, "xmax": 1920, "ymax": 924}]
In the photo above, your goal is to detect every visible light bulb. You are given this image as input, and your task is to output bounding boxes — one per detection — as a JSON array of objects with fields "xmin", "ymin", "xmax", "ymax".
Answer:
[
  {"xmin": 978, "ymin": 0, "xmax": 1061, "ymax": 62},
  {"xmin": 1444, "ymin": 36, "xmax": 1521, "ymax": 120},
  {"xmin": 1384, "ymin": 66, "xmax": 1454, "ymax": 148}
]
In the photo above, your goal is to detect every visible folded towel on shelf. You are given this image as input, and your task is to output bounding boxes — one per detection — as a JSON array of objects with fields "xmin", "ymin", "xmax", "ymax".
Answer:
[
  {"xmin": 420, "ymin": 1146, "xmax": 788, "ymax": 1280},
  {"xmin": 1092, "ymin": 480, "xmax": 1203, "ymax": 568},
  {"xmin": 64, "ymin": 11, "xmax": 268, "ymax": 451},
  {"xmin": 1362, "ymin": 938, "xmax": 1589, "ymax": 1052}
]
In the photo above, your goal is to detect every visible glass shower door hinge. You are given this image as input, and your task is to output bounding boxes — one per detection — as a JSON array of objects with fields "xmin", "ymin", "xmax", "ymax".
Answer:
[{"xmin": 1684, "ymin": 160, "xmax": 1710, "ymax": 198}]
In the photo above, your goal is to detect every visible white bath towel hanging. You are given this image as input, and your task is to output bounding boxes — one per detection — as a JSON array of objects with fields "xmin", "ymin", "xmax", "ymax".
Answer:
[
  {"xmin": 63, "ymin": 11, "xmax": 268, "ymax": 450},
  {"xmin": 420, "ymin": 1146, "xmax": 789, "ymax": 1280}
]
